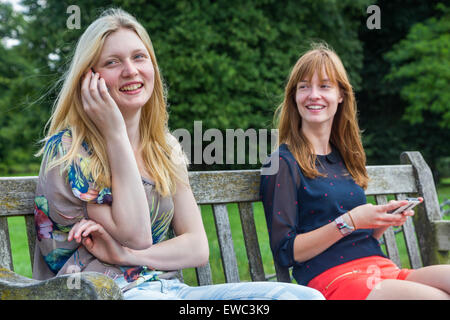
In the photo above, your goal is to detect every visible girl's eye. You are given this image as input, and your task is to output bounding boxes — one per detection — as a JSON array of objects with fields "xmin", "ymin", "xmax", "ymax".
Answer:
[
  {"xmin": 134, "ymin": 54, "xmax": 146, "ymax": 59},
  {"xmin": 321, "ymin": 82, "xmax": 335, "ymax": 88},
  {"xmin": 105, "ymin": 60, "xmax": 117, "ymax": 66}
]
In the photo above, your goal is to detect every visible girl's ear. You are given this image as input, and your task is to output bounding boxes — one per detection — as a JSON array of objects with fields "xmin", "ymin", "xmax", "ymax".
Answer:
[{"xmin": 338, "ymin": 89, "xmax": 344, "ymax": 104}]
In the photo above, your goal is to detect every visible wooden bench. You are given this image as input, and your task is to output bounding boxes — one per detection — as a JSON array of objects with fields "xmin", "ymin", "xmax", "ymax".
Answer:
[{"xmin": 0, "ymin": 151, "xmax": 449, "ymax": 299}]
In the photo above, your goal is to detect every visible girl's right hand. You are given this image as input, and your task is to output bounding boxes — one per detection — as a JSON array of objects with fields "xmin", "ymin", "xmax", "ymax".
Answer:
[
  {"xmin": 349, "ymin": 200, "xmax": 413, "ymax": 230},
  {"xmin": 81, "ymin": 70, "xmax": 126, "ymax": 139}
]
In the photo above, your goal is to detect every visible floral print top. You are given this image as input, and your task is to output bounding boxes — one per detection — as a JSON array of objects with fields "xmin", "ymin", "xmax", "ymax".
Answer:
[{"xmin": 32, "ymin": 129, "xmax": 184, "ymax": 283}]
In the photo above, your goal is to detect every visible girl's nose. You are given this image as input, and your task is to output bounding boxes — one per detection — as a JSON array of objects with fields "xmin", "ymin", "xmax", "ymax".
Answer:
[
  {"xmin": 122, "ymin": 59, "xmax": 138, "ymax": 77},
  {"xmin": 308, "ymin": 85, "xmax": 321, "ymax": 100}
]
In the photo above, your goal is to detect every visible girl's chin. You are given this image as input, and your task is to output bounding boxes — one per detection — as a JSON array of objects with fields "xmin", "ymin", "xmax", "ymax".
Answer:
[
  {"xmin": 117, "ymin": 101, "xmax": 148, "ymax": 110},
  {"xmin": 114, "ymin": 94, "xmax": 151, "ymax": 109}
]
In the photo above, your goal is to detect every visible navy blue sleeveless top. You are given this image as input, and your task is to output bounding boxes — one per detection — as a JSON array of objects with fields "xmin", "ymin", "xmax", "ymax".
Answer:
[{"xmin": 260, "ymin": 143, "xmax": 385, "ymax": 285}]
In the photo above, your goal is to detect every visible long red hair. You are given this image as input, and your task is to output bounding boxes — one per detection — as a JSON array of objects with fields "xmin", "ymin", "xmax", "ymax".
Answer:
[{"xmin": 275, "ymin": 43, "xmax": 369, "ymax": 189}]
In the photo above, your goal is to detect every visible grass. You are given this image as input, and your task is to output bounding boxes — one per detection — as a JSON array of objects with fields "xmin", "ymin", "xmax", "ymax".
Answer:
[
  {"xmin": 7, "ymin": 216, "xmax": 33, "ymax": 277},
  {"xmin": 437, "ymin": 178, "xmax": 450, "ymax": 206},
  {"xmin": 6, "ymin": 180, "xmax": 450, "ymax": 285}
]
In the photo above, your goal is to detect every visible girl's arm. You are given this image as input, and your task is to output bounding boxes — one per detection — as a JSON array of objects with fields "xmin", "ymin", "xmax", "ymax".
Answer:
[
  {"xmin": 81, "ymin": 71, "xmax": 152, "ymax": 249},
  {"xmin": 292, "ymin": 215, "xmax": 348, "ymax": 263},
  {"xmin": 72, "ymin": 175, "xmax": 209, "ymax": 270},
  {"xmin": 120, "ymin": 177, "xmax": 210, "ymax": 270},
  {"xmin": 292, "ymin": 201, "xmax": 413, "ymax": 263}
]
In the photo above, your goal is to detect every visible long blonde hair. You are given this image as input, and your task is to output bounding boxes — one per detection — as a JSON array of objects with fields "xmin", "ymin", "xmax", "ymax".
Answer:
[
  {"xmin": 37, "ymin": 8, "xmax": 183, "ymax": 197},
  {"xmin": 275, "ymin": 43, "xmax": 369, "ymax": 189}
]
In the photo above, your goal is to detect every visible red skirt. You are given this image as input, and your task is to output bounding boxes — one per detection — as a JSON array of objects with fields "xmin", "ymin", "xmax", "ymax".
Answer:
[{"xmin": 307, "ymin": 256, "xmax": 414, "ymax": 300}]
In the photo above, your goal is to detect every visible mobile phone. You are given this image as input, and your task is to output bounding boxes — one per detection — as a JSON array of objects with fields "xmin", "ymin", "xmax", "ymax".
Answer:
[
  {"xmin": 387, "ymin": 197, "xmax": 422, "ymax": 214},
  {"xmin": 90, "ymin": 68, "xmax": 109, "ymax": 91}
]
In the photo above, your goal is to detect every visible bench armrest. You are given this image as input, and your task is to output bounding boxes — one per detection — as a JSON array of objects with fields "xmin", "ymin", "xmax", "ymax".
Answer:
[{"xmin": 0, "ymin": 268, "xmax": 123, "ymax": 300}]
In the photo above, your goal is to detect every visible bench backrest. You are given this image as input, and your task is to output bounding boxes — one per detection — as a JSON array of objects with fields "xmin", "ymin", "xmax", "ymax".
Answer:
[{"xmin": 1, "ymin": 151, "xmax": 448, "ymax": 285}]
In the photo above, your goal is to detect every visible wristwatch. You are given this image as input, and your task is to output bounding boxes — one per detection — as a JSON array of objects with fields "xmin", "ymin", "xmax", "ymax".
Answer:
[{"xmin": 335, "ymin": 215, "xmax": 354, "ymax": 236}]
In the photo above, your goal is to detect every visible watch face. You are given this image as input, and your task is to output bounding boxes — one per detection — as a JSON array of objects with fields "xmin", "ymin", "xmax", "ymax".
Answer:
[{"xmin": 335, "ymin": 216, "xmax": 354, "ymax": 236}]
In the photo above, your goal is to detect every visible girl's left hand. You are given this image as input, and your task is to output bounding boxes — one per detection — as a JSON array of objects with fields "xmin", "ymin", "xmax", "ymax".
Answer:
[
  {"xmin": 392, "ymin": 207, "xmax": 414, "ymax": 226},
  {"xmin": 68, "ymin": 218, "xmax": 127, "ymax": 265},
  {"xmin": 349, "ymin": 199, "xmax": 417, "ymax": 230},
  {"xmin": 385, "ymin": 197, "xmax": 421, "ymax": 227}
]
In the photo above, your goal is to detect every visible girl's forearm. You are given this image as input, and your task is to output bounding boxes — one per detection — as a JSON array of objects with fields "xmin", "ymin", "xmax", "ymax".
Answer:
[
  {"xmin": 293, "ymin": 213, "xmax": 357, "ymax": 263},
  {"xmin": 119, "ymin": 233, "xmax": 209, "ymax": 271},
  {"xmin": 293, "ymin": 220, "xmax": 344, "ymax": 263},
  {"xmin": 105, "ymin": 133, "xmax": 152, "ymax": 247}
]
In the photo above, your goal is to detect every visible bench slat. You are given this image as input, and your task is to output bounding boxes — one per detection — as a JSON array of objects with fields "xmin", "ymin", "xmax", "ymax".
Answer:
[
  {"xmin": 24, "ymin": 215, "xmax": 36, "ymax": 271},
  {"xmin": 188, "ymin": 165, "xmax": 417, "ymax": 204},
  {"xmin": 402, "ymin": 218, "xmax": 422, "ymax": 269},
  {"xmin": 365, "ymin": 165, "xmax": 417, "ymax": 196},
  {"xmin": 195, "ymin": 263, "xmax": 213, "ymax": 286},
  {"xmin": 189, "ymin": 171, "xmax": 260, "ymax": 204},
  {"xmin": 383, "ymin": 227, "xmax": 402, "ymax": 268},
  {"xmin": 0, "ymin": 216, "xmax": 13, "ymax": 270},
  {"xmin": 195, "ymin": 205, "xmax": 213, "ymax": 286},
  {"xmin": 212, "ymin": 204, "xmax": 240, "ymax": 283},
  {"xmin": 274, "ymin": 262, "xmax": 291, "ymax": 283},
  {"xmin": 238, "ymin": 202, "xmax": 266, "ymax": 281},
  {"xmin": 0, "ymin": 166, "xmax": 418, "ymax": 213},
  {"xmin": 396, "ymin": 194, "xmax": 422, "ymax": 269},
  {"xmin": 376, "ymin": 195, "xmax": 402, "ymax": 268}
]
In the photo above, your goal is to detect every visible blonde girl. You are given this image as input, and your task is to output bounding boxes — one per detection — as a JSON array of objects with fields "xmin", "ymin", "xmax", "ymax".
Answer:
[{"xmin": 33, "ymin": 8, "xmax": 323, "ymax": 300}]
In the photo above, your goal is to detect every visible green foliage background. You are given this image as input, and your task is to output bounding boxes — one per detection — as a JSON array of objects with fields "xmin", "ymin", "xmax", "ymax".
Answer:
[{"xmin": 0, "ymin": 0, "xmax": 449, "ymax": 178}]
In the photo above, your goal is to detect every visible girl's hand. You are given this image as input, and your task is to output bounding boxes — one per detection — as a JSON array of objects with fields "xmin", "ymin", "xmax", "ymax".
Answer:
[
  {"xmin": 68, "ymin": 218, "xmax": 127, "ymax": 265},
  {"xmin": 349, "ymin": 199, "xmax": 417, "ymax": 230},
  {"xmin": 80, "ymin": 70, "xmax": 126, "ymax": 139}
]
